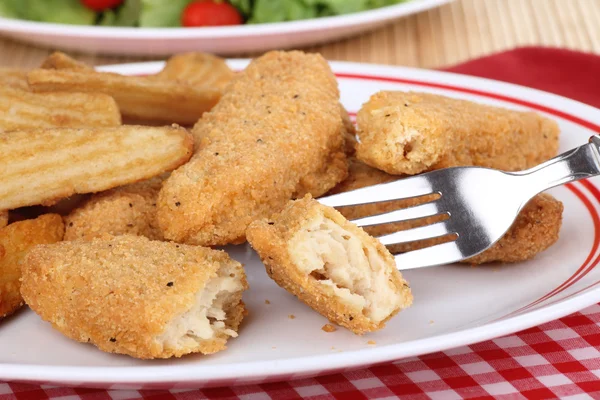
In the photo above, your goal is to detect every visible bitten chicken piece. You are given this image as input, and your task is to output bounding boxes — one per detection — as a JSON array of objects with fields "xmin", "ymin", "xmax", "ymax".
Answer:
[
  {"xmin": 247, "ymin": 195, "xmax": 412, "ymax": 335},
  {"xmin": 356, "ymin": 91, "xmax": 559, "ymax": 175},
  {"xmin": 21, "ymin": 235, "xmax": 248, "ymax": 359}
]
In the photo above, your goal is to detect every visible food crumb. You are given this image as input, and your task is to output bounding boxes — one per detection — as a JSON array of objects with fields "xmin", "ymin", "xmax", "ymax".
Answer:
[
  {"xmin": 288, "ymin": 314, "xmax": 295, "ymax": 320},
  {"xmin": 429, "ymin": 320, "xmax": 435, "ymax": 325},
  {"xmin": 272, "ymin": 346, "xmax": 276, "ymax": 349},
  {"xmin": 367, "ymin": 340, "xmax": 376, "ymax": 345},
  {"xmin": 322, "ymin": 324, "xmax": 337, "ymax": 332},
  {"xmin": 265, "ymin": 299, "xmax": 270, "ymax": 305}
]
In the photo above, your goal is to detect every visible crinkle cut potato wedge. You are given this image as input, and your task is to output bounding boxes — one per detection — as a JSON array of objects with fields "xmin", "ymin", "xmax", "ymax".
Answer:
[
  {"xmin": 157, "ymin": 51, "xmax": 348, "ymax": 246},
  {"xmin": 0, "ymin": 68, "xmax": 28, "ymax": 90},
  {"xmin": 65, "ymin": 175, "xmax": 166, "ymax": 241},
  {"xmin": 156, "ymin": 52, "xmax": 235, "ymax": 91},
  {"xmin": 356, "ymin": 91, "xmax": 560, "ymax": 175},
  {"xmin": 0, "ymin": 125, "xmax": 193, "ymax": 210},
  {"xmin": 328, "ymin": 159, "xmax": 563, "ymax": 264},
  {"xmin": 0, "ymin": 214, "xmax": 64, "ymax": 319},
  {"xmin": 27, "ymin": 68, "xmax": 222, "ymax": 125},
  {"xmin": 0, "ymin": 86, "xmax": 121, "ymax": 133},
  {"xmin": 247, "ymin": 195, "xmax": 412, "ymax": 335},
  {"xmin": 21, "ymin": 235, "xmax": 248, "ymax": 359},
  {"xmin": 40, "ymin": 52, "xmax": 93, "ymax": 71}
]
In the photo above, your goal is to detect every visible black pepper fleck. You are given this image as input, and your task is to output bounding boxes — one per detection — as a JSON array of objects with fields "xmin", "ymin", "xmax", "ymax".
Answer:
[
  {"xmin": 68, "ymin": 222, "xmax": 73, "ymax": 227},
  {"xmin": 214, "ymin": 152, "xmax": 219, "ymax": 156},
  {"xmin": 257, "ymin": 138, "xmax": 263, "ymax": 143},
  {"xmin": 349, "ymin": 316, "xmax": 354, "ymax": 321},
  {"xmin": 128, "ymin": 203, "xmax": 133, "ymax": 208},
  {"xmin": 175, "ymin": 202, "xmax": 181, "ymax": 207},
  {"xmin": 167, "ymin": 282, "xmax": 174, "ymax": 287},
  {"xmin": 109, "ymin": 338, "xmax": 116, "ymax": 342},
  {"xmin": 267, "ymin": 222, "xmax": 274, "ymax": 225},
  {"xmin": 385, "ymin": 114, "xmax": 391, "ymax": 117},
  {"xmin": 293, "ymin": 94, "xmax": 299, "ymax": 99}
]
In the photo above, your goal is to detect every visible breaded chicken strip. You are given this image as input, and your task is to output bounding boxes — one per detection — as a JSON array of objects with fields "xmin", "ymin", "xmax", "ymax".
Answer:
[
  {"xmin": 0, "ymin": 211, "xmax": 7, "ymax": 228},
  {"xmin": 65, "ymin": 175, "xmax": 166, "ymax": 241},
  {"xmin": 356, "ymin": 91, "xmax": 560, "ymax": 175},
  {"xmin": 21, "ymin": 235, "xmax": 248, "ymax": 359},
  {"xmin": 328, "ymin": 159, "xmax": 563, "ymax": 264},
  {"xmin": 247, "ymin": 195, "xmax": 412, "ymax": 335},
  {"xmin": 158, "ymin": 51, "xmax": 347, "ymax": 246},
  {"xmin": 0, "ymin": 214, "xmax": 64, "ymax": 319}
]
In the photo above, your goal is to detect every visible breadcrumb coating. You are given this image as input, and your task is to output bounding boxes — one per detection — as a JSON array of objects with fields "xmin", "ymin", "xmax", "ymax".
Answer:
[
  {"xmin": 0, "ymin": 214, "xmax": 64, "ymax": 319},
  {"xmin": 64, "ymin": 175, "xmax": 166, "ymax": 241},
  {"xmin": 247, "ymin": 196, "xmax": 412, "ymax": 335},
  {"xmin": 21, "ymin": 235, "xmax": 248, "ymax": 359},
  {"xmin": 356, "ymin": 91, "xmax": 559, "ymax": 175},
  {"xmin": 158, "ymin": 51, "xmax": 347, "ymax": 246}
]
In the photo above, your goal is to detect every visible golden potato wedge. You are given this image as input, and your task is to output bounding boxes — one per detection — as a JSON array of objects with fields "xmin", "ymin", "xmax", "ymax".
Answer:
[
  {"xmin": 28, "ymin": 69, "xmax": 222, "ymax": 125},
  {"xmin": 0, "ymin": 214, "xmax": 64, "ymax": 319},
  {"xmin": 40, "ymin": 52, "xmax": 93, "ymax": 71},
  {"xmin": 0, "ymin": 125, "xmax": 193, "ymax": 210},
  {"xmin": 0, "ymin": 68, "xmax": 28, "ymax": 91},
  {"xmin": 0, "ymin": 86, "xmax": 121, "ymax": 132},
  {"xmin": 156, "ymin": 52, "xmax": 235, "ymax": 91}
]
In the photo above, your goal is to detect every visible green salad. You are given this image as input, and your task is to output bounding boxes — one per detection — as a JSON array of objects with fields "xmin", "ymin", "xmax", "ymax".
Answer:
[{"xmin": 0, "ymin": 0, "xmax": 409, "ymax": 28}]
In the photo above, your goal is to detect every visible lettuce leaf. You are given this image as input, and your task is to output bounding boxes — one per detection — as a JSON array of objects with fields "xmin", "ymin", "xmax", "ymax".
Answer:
[
  {"xmin": 99, "ymin": 0, "xmax": 142, "ymax": 26},
  {"xmin": 0, "ymin": 0, "xmax": 96, "ymax": 25},
  {"xmin": 139, "ymin": 0, "xmax": 193, "ymax": 27}
]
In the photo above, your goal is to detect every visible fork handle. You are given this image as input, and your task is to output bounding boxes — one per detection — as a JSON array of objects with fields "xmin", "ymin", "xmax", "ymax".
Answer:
[{"xmin": 518, "ymin": 135, "xmax": 600, "ymax": 196}]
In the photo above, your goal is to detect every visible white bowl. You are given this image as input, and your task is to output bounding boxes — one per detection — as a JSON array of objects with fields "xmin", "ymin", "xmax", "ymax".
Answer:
[{"xmin": 0, "ymin": 0, "xmax": 452, "ymax": 56}]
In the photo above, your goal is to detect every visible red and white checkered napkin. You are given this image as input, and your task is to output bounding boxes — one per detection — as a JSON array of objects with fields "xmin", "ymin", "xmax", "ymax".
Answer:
[{"xmin": 1, "ymin": 303, "xmax": 598, "ymax": 400}]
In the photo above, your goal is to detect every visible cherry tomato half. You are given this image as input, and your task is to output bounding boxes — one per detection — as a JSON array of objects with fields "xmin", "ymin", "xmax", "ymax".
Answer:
[
  {"xmin": 81, "ymin": 0, "xmax": 124, "ymax": 12},
  {"xmin": 182, "ymin": 1, "xmax": 243, "ymax": 27}
]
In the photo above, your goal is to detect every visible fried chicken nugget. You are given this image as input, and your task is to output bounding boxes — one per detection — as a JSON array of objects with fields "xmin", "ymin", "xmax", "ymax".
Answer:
[
  {"xmin": 21, "ymin": 235, "xmax": 248, "ymax": 359},
  {"xmin": 156, "ymin": 52, "xmax": 235, "ymax": 91},
  {"xmin": 28, "ymin": 69, "xmax": 222, "ymax": 126},
  {"xmin": 65, "ymin": 175, "xmax": 166, "ymax": 241},
  {"xmin": 329, "ymin": 159, "xmax": 563, "ymax": 264},
  {"xmin": 0, "ymin": 68, "xmax": 28, "ymax": 90},
  {"xmin": 157, "ymin": 51, "xmax": 348, "ymax": 246},
  {"xmin": 247, "ymin": 195, "xmax": 412, "ymax": 335},
  {"xmin": 356, "ymin": 91, "xmax": 560, "ymax": 175},
  {"xmin": 0, "ymin": 125, "xmax": 193, "ymax": 210},
  {"xmin": 0, "ymin": 214, "xmax": 64, "ymax": 319},
  {"xmin": 0, "ymin": 86, "xmax": 121, "ymax": 133}
]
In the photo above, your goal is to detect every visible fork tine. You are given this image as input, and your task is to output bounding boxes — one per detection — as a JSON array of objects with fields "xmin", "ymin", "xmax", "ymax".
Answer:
[
  {"xmin": 318, "ymin": 175, "xmax": 434, "ymax": 208},
  {"xmin": 394, "ymin": 241, "xmax": 463, "ymax": 270},
  {"xmin": 377, "ymin": 221, "xmax": 452, "ymax": 245},
  {"xmin": 351, "ymin": 202, "xmax": 442, "ymax": 227}
]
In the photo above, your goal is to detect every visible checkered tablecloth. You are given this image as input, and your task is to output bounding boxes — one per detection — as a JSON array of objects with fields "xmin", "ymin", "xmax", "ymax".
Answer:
[{"xmin": 2, "ymin": 303, "xmax": 599, "ymax": 400}]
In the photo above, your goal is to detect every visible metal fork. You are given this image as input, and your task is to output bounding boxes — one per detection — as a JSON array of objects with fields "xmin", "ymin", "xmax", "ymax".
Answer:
[{"xmin": 318, "ymin": 136, "xmax": 600, "ymax": 271}]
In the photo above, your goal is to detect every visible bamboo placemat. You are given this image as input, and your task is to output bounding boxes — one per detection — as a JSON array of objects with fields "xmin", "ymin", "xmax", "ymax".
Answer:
[{"xmin": 0, "ymin": 0, "xmax": 599, "ymax": 69}]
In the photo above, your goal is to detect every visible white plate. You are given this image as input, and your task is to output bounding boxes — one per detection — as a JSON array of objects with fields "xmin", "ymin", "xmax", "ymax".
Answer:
[
  {"xmin": 0, "ymin": 0, "xmax": 451, "ymax": 56},
  {"xmin": 2, "ymin": 60, "xmax": 600, "ymax": 390}
]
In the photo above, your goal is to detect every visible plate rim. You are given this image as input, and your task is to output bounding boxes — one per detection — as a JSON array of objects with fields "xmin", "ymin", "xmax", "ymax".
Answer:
[
  {"xmin": 2, "ymin": 59, "xmax": 600, "ymax": 386},
  {"xmin": 0, "ymin": 0, "xmax": 452, "ymax": 38}
]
